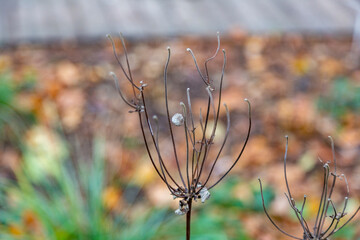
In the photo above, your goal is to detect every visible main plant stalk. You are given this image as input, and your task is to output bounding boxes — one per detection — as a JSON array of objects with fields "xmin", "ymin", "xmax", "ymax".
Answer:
[{"xmin": 186, "ymin": 199, "xmax": 193, "ymax": 240}]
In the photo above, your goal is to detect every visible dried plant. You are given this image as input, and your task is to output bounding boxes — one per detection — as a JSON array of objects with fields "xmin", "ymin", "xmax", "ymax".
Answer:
[
  {"xmin": 258, "ymin": 136, "xmax": 360, "ymax": 240},
  {"xmin": 107, "ymin": 33, "xmax": 251, "ymax": 239}
]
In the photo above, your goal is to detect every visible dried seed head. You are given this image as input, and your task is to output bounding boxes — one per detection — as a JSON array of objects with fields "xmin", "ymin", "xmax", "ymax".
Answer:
[
  {"xmin": 175, "ymin": 208, "xmax": 186, "ymax": 215},
  {"xmin": 109, "ymin": 32, "xmax": 252, "ymax": 219},
  {"xmin": 175, "ymin": 200, "xmax": 189, "ymax": 215},
  {"xmin": 199, "ymin": 187, "xmax": 211, "ymax": 203},
  {"xmin": 258, "ymin": 137, "xmax": 360, "ymax": 239},
  {"xmin": 172, "ymin": 113, "xmax": 184, "ymax": 126}
]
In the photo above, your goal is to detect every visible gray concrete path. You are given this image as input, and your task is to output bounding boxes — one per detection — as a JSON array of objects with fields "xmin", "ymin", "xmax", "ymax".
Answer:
[{"xmin": 0, "ymin": 0, "xmax": 357, "ymax": 44}]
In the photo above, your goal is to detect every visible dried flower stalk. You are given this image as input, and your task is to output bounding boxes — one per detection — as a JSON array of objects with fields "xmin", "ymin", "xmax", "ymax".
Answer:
[
  {"xmin": 258, "ymin": 136, "xmax": 360, "ymax": 240},
  {"xmin": 107, "ymin": 33, "xmax": 251, "ymax": 240}
]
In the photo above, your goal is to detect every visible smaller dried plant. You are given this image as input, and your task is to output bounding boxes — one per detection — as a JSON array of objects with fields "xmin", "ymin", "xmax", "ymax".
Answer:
[
  {"xmin": 107, "ymin": 33, "xmax": 251, "ymax": 240},
  {"xmin": 258, "ymin": 136, "xmax": 360, "ymax": 240}
]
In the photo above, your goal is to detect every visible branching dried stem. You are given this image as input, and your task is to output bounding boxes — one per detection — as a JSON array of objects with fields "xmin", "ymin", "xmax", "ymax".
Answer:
[
  {"xmin": 258, "ymin": 136, "xmax": 360, "ymax": 240},
  {"xmin": 108, "ymin": 33, "xmax": 251, "ymax": 240}
]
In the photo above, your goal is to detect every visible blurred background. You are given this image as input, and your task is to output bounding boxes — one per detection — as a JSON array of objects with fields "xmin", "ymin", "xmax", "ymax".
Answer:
[{"xmin": 0, "ymin": 0, "xmax": 360, "ymax": 239}]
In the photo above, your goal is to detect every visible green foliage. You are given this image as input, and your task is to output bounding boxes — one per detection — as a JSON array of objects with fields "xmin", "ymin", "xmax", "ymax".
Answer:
[
  {"xmin": 317, "ymin": 77, "xmax": 360, "ymax": 120},
  {"xmin": 0, "ymin": 138, "xmax": 165, "ymax": 240},
  {"xmin": 211, "ymin": 176, "xmax": 275, "ymax": 213},
  {"xmin": 123, "ymin": 136, "xmax": 142, "ymax": 149},
  {"xmin": 210, "ymin": 177, "xmax": 246, "ymax": 209},
  {"xmin": 119, "ymin": 208, "xmax": 167, "ymax": 240},
  {"xmin": 154, "ymin": 209, "xmax": 250, "ymax": 240},
  {"xmin": 0, "ymin": 73, "xmax": 15, "ymax": 105},
  {"xmin": 0, "ymin": 72, "xmax": 36, "ymax": 146},
  {"xmin": 333, "ymin": 224, "xmax": 356, "ymax": 240},
  {"xmin": 252, "ymin": 185, "xmax": 274, "ymax": 213}
]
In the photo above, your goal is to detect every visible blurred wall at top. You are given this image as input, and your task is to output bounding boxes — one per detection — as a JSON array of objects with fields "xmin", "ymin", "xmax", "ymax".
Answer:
[{"xmin": 0, "ymin": 0, "xmax": 358, "ymax": 45}]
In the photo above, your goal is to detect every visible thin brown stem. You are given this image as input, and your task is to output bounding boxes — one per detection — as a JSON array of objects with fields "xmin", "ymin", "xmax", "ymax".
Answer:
[
  {"xmin": 196, "ymin": 50, "xmax": 226, "ymax": 193},
  {"xmin": 118, "ymin": 32, "xmax": 137, "ymax": 97},
  {"xmin": 192, "ymin": 99, "xmax": 210, "ymax": 181},
  {"xmin": 186, "ymin": 199, "xmax": 193, "ymax": 240},
  {"xmin": 187, "ymin": 48, "xmax": 207, "ymax": 85},
  {"xmin": 322, "ymin": 200, "xmax": 338, "ymax": 236},
  {"xmin": 138, "ymin": 112, "xmax": 176, "ymax": 191},
  {"xmin": 314, "ymin": 164, "xmax": 330, "ymax": 235},
  {"xmin": 204, "ymin": 32, "xmax": 221, "ymax": 83},
  {"xmin": 316, "ymin": 164, "xmax": 330, "ymax": 237},
  {"xmin": 164, "ymin": 47, "xmax": 186, "ymax": 188},
  {"xmin": 199, "ymin": 104, "xmax": 230, "ymax": 192},
  {"xmin": 284, "ymin": 136, "xmax": 295, "ymax": 203},
  {"xmin": 194, "ymin": 87, "xmax": 217, "ymax": 188},
  {"xmin": 186, "ymin": 88, "xmax": 196, "ymax": 185},
  {"xmin": 330, "ymin": 206, "xmax": 360, "ymax": 236},
  {"xmin": 181, "ymin": 102, "xmax": 191, "ymax": 190},
  {"xmin": 110, "ymin": 72, "xmax": 137, "ymax": 109},
  {"xmin": 106, "ymin": 34, "xmax": 139, "ymax": 91},
  {"xmin": 258, "ymin": 179, "xmax": 302, "ymax": 240},
  {"xmin": 209, "ymin": 99, "xmax": 251, "ymax": 190},
  {"xmin": 141, "ymin": 92, "xmax": 184, "ymax": 192}
]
